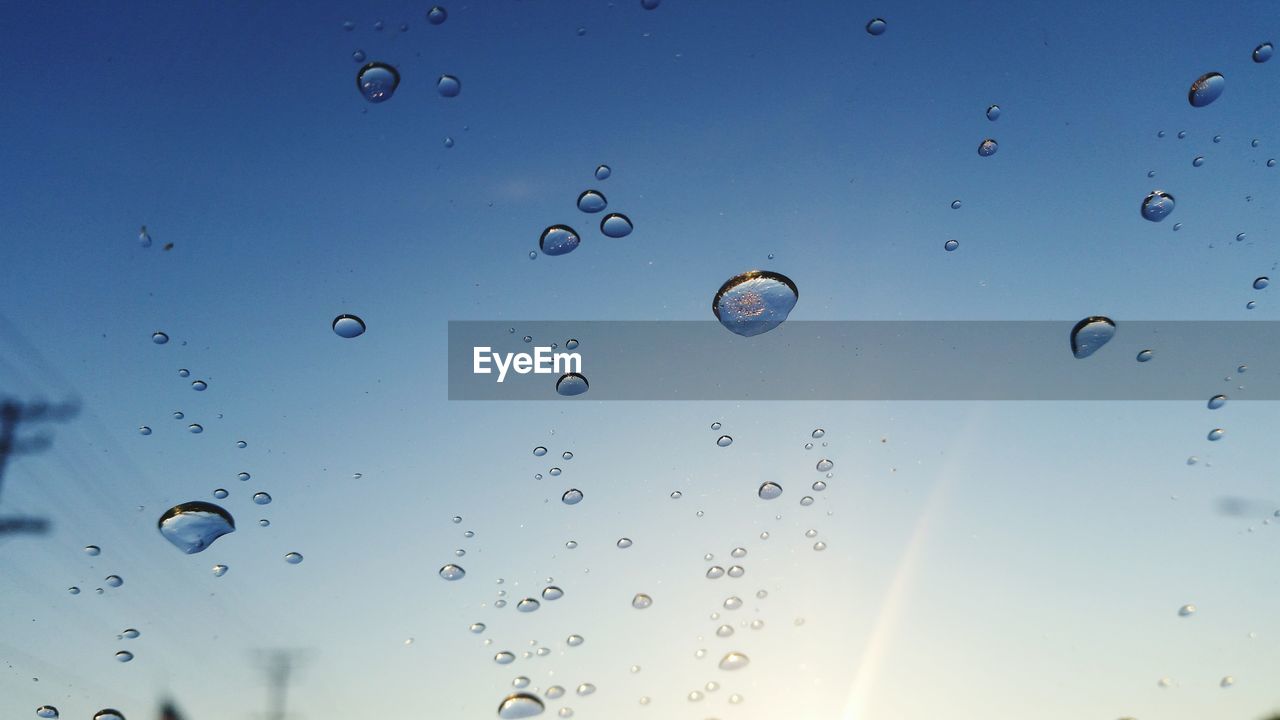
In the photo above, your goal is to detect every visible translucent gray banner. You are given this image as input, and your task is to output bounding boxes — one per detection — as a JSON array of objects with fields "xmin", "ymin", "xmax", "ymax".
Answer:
[{"xmin": 447, "ymin": 321, "xmax": 1279, "ymax": 400}]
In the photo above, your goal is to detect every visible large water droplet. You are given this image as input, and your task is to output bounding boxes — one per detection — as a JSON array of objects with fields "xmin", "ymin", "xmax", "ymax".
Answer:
[
  {"xmin": 718, "ymin": 651, "xmax": 750, "ymax": 670},
  {"xmin": 494, "ymin": 651, "xmax": 516, "ymax": 665},
  {"xmin": 332, "ymin": 314, "xmax": 366, "ymax": 338},
  {"xmin": 1254, "ymin": 42, "xmax": 1274, "ymax": 63},
  {"xmin": 632, "ymin": 593, "xmax": 653, "ymax": 609},
  {"xmin": 437, "ymin": 75, "xmax": 461, "ymax": 97},
  {"xmin": 577, "ymin": 190, "xmax": 607, "ymax": 213},
  {"xmin": 1070, "ymin": 316, "xmax": 1116, "ymax": 359},
  {"xmin": 865, "ymin": 17, "xmax": 886, "ymax": 35},
  {"xmin": 555, "ymin": 373, "xmax": 589, "ymax": 396},
  {"xmin": 187, "ymin": 424, "xmax": 203, "ymax": 434},
  {"xmin": 977, "ymin": 138, "xmax": 998, "ymax": 156},
  {"xmin": 758, "ymin": 482, "xmax": 783, "ymax": 500},
  {"xmin": 152, "ymin": 332, "xmax": 169, "ymax": 345},
  {"xmin": 539, "ymin": 225, "xmax": 580, "ymax": 256},
  {"xmin": 600, "ymin": 213, "xmax": 633, "ymax": 238},
  {"xmin": 427, "ymin": 6, "xmax": 447, "ymax": 24},
  {"xmin": 497, "ymin": 693, "xmax": 545, "ymax": 718},
  {"xmin": 440, "ymin": 563, "xmax": 466, "ymax": 580},
  {"xmin": 157, "ymin": 502, "xmax": 235, "ymax": 554},
  {"xmin": 561, "ymin": 488, "xmax": 584, "ymax": 505},
  {"xmin": 712, "ymin": 270, "xmax": 799, "ymax": 337},
  {"xmin": 357, "ymin": 62, "xmax": 400, "ymax": 103},
  {"xmin": 542, "ymin": 585, "xmax": 564, "ymax": 600},
  {"xmin": 1188, "ymin": 72, "xmax": 1225, "ymax": 107},
  {"xmin": 104, "ymin": 575, "xmax": 123, "ymax": 587},
  {"xmin": 1253, "ymin": 277, "xmax": 1269, "ymax": 290}
]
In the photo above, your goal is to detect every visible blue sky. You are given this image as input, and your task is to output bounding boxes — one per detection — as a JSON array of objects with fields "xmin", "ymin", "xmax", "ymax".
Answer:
[{"xmin": 1, "ymin": 0, "xmax": 1278, "ymax": 718}]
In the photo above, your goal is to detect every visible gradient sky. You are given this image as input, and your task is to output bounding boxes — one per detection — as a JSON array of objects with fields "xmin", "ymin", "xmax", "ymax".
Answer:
[{"xmin": 1, "ymin": 1, "xmax": 1278, "ymax": 719}]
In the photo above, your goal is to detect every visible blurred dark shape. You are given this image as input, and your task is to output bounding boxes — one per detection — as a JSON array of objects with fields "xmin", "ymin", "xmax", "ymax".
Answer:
[
  {"xmin": 159, "ymin": 699, "xmax": 183, "ymax": 720},
  {"xmin": 1214, "ymin": 495, "xmax": 1273, "ymax": 517},
  {"xmin": 0, "ymin": 397, "xmax": 79, "ymax": 539}
]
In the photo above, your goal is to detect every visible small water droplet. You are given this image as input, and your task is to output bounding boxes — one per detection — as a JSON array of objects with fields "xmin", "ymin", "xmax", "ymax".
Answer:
[
  {"xmin": 187, "ymin": 423, "xmax": 203, "ymax": 434},
  {"xmin": 566, "ymin": 634, "xmax": 584, "ymax": 646},
  {"xmin": 815, "ymin": 459, "xmax": 833, "ymax": 472},
  {"xmin": 1254, "ymin": 277, "xmax": 1269, "ymax": 290},
  {"xmin": 516, "ymin": 598, "xmax": 541, "ymax": 612},
  {"xmin": 545, "ymin": 686, "xmax": 565, "ymax": 699},
  {"xmin": 565, "ymin": 338, "xmax": 579, "ymax": 350},
  {"xmin": 944, "ymin": 239, "xmax": 959, "ymax": 252},
  {"xmin": 1221, "ymin": 675, "xmax": 1235, "ymax": 688},
  {"xmin": 1136, "ymin": 349, "xmax": 1154, "ymax": 362},
  {"xmin": 212, "ymin": 564, "xmax": 228, "ymax": 577},
  {"xmin": 575, "ymin": 683, "xmax": 595, "ymax": 696},
  {"xmin": 865, "ymin": 17, "xmax": 886, "ymax": 35},
  {"xmin": 577, "ymin": 190, "xmax": 607, "ymax": 213},
  {"xmin": 985, "ymin": 104, "xmax": 1001, "ymax": 121},
  {"xmin": 1208, "ymin": 428, "xmax": 1225, "ymax": 441},
  {"xmin": 706, "ymin": 565, "xmax": 725, "ymax": 579},
  {"xmin": 494, "ymin": 651, "xmax": 516, "ymax": 665},
  {"xmin": 212, "ymin": 488, "xmax": 228, "ymax": 499},
  {"xmin": 284, "ymin": 552, "xmax": 303, "ymax": 564},
  {"xmin": 1188, "ymin": 72, "xmax": 1225, "ymax": 107},
  {"xmin": 594, "ymin": 164, "xmax": 611, "ymax": 180},
  {"xmin": 1193, "ymin": 156, "xmax": 1205, "ymax": 167},
  {"xmin": 332, "ymin": 314, "xmax": 366, "ymax": 338},
  {"xmin": 758, "ymin": 482, "xmax": 783, "ymax": 500},
  {"xmin": 1179, "ymin": 603, "xmax": 1197, "ymax": 616},
  {"xmin": 152, "ymin": 332, "xmax": 169, "ymax": 345},
  {"xmin": 716, "ymin": 435, "xmax": 733, "ymax": 447},
  {"xmin": 36, "ymin": 707, "xmax": 58, "ymax": 719},
  {"xmin": 718, "ymin": 651, "xmax": 750, "ymax": 670},
  {"xmin": 632, "ymin": 593, "xmax": 653, "ymax": 609},
  {"xmin": 251, "ymin": 492, "xmax": 272, "ymax": 505},
  {"xmin": 114, "ymin": 651, "xmax": 133, "ymax": 663},
  {"xmin": 977, "ymin": 138, "xmax": 998, "ymax": 156},
  {"xmin": 616, "ymin": 537, "xmax": 633, "ymax": 549},
  {"xmin": 561, "ymin": 488, "xmax": 584, "ymax": 505},
  {"xmin": 496, "ymin": 693, "xmax": 545, "ymax": 719},
  {"xmin": 950, "ymin": 200, "xmax": 962, "ymax": 209},
  {"xmin": 236, "ymin": 440, "xmax": 247, "ymax": 448},
  {"xmin": 1070, "ymin": 316, "xmax": 1116, "ymax": 359},
  {"xmin": 542, "ymin": 585, "xmax": 564, "ymax": 600},
  {"xmin": 539, "ymin": 225, "xmax": 580, "ymax": 256},
  {"xmin": 356, "ymin": 62, "xmax": 400, "ymax": 103},
  {"xmin": 439, "ymin": 564, "xmax": 465, "ymax": 580},
  {"xmin": 1254, "ymin": 42, "xmax": 1274, "ymax": 63},
  {"xmin": 1208, "ymin": 394, "xmax": 1227, "ymax": 410},
  {"xmin": 427, "ymin": 6, "xmax": 448, "ymax": 24},
  {"xmin": 436, "ymin": 74, "xmax": 461, "ymax": 97},
  {"xmin": 1141, "ymin": 191, "xmax": 1175, "ymax": 222},
  {"xmin": 600, "ymin": 213, "xmax": 633, "ymax": 238}
]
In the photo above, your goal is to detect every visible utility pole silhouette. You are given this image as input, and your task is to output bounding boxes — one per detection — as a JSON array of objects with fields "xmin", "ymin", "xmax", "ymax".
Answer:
[
  {"xmin": 0, "ymin": 398, "xmax": 79, "ymax": 538},
  {"xmin": 255, "ymin": 649, "xmax": 307, "ymax": 720}
]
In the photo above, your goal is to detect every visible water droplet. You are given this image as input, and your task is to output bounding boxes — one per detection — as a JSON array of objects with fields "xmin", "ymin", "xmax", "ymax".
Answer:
[
  {"xmin": 986, "ymin": 104, "xmax": 1001, "ymax": 121},
  {"xmin": 575, "ymin": 683, "xmax": 595, "ymax": 696},
  {"xmin": 517, "ymin": 598, "xmax": 541, "ymax": 612},
  {"xmin": 356, "ymin": 62, "xmax": 400, "ymax": 103},
  {"xmin": 1136, "ymin": 349, "xmax": 1154, "ymax": 362},
  {"xmin": 187, "ymin": 423, "xmax": 203, "ymax": 434},
  {"xmin": 600, "ymin": 213, "xmax": 633, "ymax": 238},
  {"xmin": 1208, "ymin": 428, "xmax": 1225, "ymax": 441},
  {"xmin": 1246, "ymin": 300, "xmax": 1257, "ymax": 310},
  {"xmin": 470, "ymin": 622, "xmax": 486, "ymax": 633},
  {"xmin": 427, "ymin": 6, "xmax": 448, "ymax": 24},
  {"xmin": 758, "ymin": 482, "xmax": 783, "ymax": 500},
  {"xmin": 157, "ymin": 502, "xmax": 235, "ymax": 554},
  {"xmin": 565, "ymin": 338, "xmax": 579, "ymax": 350},
  {"xmin": 439, "ymin": 563, "xmax": 465, "ymax": 580},
  {"xmin": 236, "ymin": 440, "xmax": 247, "ymax": 448},
  {"xmin": 577, "ymin": 190, "xmax": 607, "ymax": 213},
  {"xmin": 1193, "ymin": 156, "xmax": 1205, "ymax": 167},
  {"xmin": 718, "ymin": 651, "xmax": 750, "ymax": 670},
  {"xmin": 545, "ymin": 686, "xmax": 565, "ymax": 699},
  {"xmin": 436, "ymin": 74, "xmax": 461, "ymax": 97},
  {"xmin": 115, "ymin": 651, "xmax": 133, "ymax": 663},
  {"xmin": 212, "ymin": 564, "xmax": 228, "ymax": 577},
  {"xmin": 548, "ymin": 467, "xmax": 561, "ymax": 476},
  {"xmin": 944, "ymin": 239, "xmax": 959, "ymax": 252},
  {"xmin": 815, "ymin": 459, "xmax": 833, "ymax": 472},
  {"xmin": 813, "ymin": 540, "xmax": 828, "ymax": 551},
  {"xmin": 258, "ymin": 519, "xmax": 269, "ymax": 527},
  {"xmin": 977, "ymin": 138, "xmax": 998, "ymax": 156},
  {"xmin": 1188, "ymin": 72, "xmax": 1225, "ymax": 107},
  {"xmin": 252, "ymin": 492, "xmax": 272, "ymax": 505},
  {"xmin": 1069, "ymin": 316, "xmax": 1116, "ymax": 359},
  {"xmin": 950, "ymin": 199, "xmax": 962, "ymax": 209},
  {"xmin": 706, "ymin": 565, "xmax": 725, "ymax": 579},
  {"xmin": 1221, "ymin": 675, "xmax": 1235, "ymax": 687},
  {"xmin": 1140, "ymin": 190, "xmax": 1176, "ymax": 222},
  {"xmin": 152, "ymin": 331, "xmax": 169, "ymax": 345},
  {"xmin": 716, "ymin": 435, "xmax": 733, "ymax": 447},
  {"xmin": 539, "ymin": 225, "xmax": 580, "ymax": 256},
  {"xmin": 36, "ymin": 707, "xmax": 58, "ymax": 719},
  {"xmin": 284, "ymin": 552, "xmax": 303, "ymax": 564},
  {"xmin": 138, "ymin": 425, "xmax": 152, "ymax": 436},
  {"xmin": 1269, "ymin": 159, "xmax": 1277, "ymax": 167},
  {"xmin": 865, "ymin": 17, "xmax": 886, "ymax": 35},
  {"xmin": 443, "ymin": 136, "xmax": 455, "ymax": 148},
  {"xmin": 555, "ymin": 373, "xmax": 589, "ymax": 396},
  {"xmin": 212, "ymin": 488, "xmax": 228, "ymax": 499},
  {"xmin": 1254, "ymin": 42, "xmax": 1274, "ymax": 63},
  {"xmin": 594, "ymin": 164, "xmax": 611, "ymax": 180},
  {"xmin": 494, "ymin": 651, "xmax": 516, "ymax": 665},
  {"xmin": 532, "ymin": 446, "xmax": 548, "ymax": 457},
  {"xmin": 566, "ymin": 634, "xmax": 584, "ymax": 647},
  {"xmin": 632, "ymin": 593, "xmax": 653, "ymax": 609},
  {"xmin": 561, "ymin": 488, "xmax": 583, "ymax": 505},
  {"xmin": 712, "ymin": 270, "xmax": 799, "ymax": 337},
  {"xmin": 1208, "ymin": 394, "xmax": 1227, "ymax": 410},
  {"xmin": 332, "ymin": 314, "xmax": 366, "ymax": 338},
  {"xmin": 616, "ymin": 537, "xmax": 633, "ymax": 549},
  {"xmin": 1172, "ymin": 222, "xmax": 1182, "ymax": 231},
  {"xmin": 1177, "ymin": 130, "xmax": 1187, "ymax": 139},
  {"xmin": 1254, "ymin": 277, "xmax": 1269, "ymax": 290},
  {"xmin": 1179, "ymin": 603, "xmax": 1197, "ymax": 616}
]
